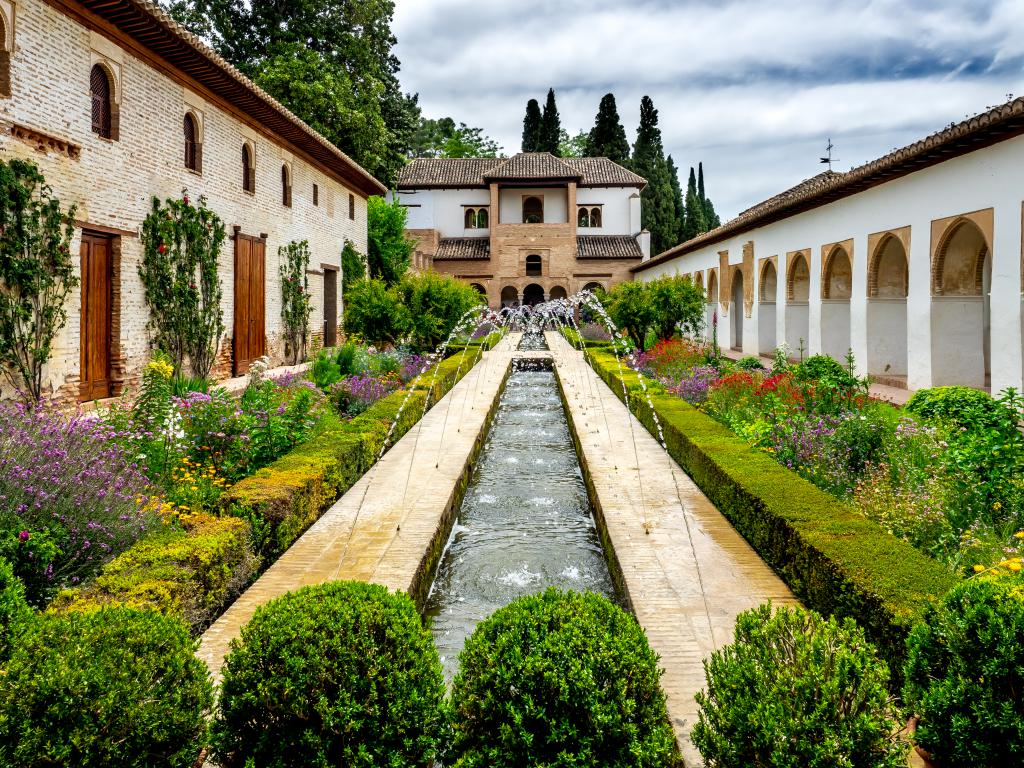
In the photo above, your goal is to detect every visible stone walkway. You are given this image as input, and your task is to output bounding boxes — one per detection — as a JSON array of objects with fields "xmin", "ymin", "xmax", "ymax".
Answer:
[
  {"xmin": 197, "ymin": 335, "xmax": 520, "ymax": 682},
  {"xmin": 547, "ymin": 332, "xmax": 797, "ymax": 764}
]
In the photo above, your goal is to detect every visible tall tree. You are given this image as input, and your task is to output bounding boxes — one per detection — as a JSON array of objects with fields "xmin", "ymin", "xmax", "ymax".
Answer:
[
  {"xmin": 667, "ymin": 156, "xmax": 686, "ymax": 244},
  {"xmin": 164, "ymin": 0, "xmax": 419, "ymax": 186},
  {"xmin": 541, "ymin": 88, "xmax": 562, "ymax": 155},
  {"xmin": 585, "ymin": 93, "xmax": 630, "ymax": 163},
  {"xmin": 681, "ymin": 166, "xmax": 707, "ymax": 242},
  {"xmin": 558, "ymin": 129, "xmax": 589, "ymax": 158},
  {"xmin": 698, "ymin": 162, "xmax": 722, "ymax": 229},
  {"xmin": 631, "ymin": 96, "xmax": 677, "ymax": 255},
  {"xmin": 522, "ymin": 99, "xmax": 543, "ymax": 152},
  {"xmin": 367, "ymin": 196, "xmax": 413, "ymax": 284}
]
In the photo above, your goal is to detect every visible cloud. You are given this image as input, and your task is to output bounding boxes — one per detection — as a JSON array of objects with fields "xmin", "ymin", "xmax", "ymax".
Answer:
[{"xmin": 393, "ymin": 0, "xmax": 1024, "ymax": 218}]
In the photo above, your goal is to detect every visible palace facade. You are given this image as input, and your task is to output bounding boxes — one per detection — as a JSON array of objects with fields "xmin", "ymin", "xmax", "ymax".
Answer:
[
  {"xmin": 635, "ymin": 98, "xmax": 1024, "ymax": 396},
  {"xmin": 0, "ymin": 0, "xmax": 383, "ymax": 403},
  {"xmin": 394, "ymin": 152, "xmax": 648, "ymax": 307}
]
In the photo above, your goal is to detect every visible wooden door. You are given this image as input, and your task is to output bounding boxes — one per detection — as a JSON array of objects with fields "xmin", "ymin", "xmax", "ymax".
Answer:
[
  {"xmin": 323, "ymin": 268, "xmax": 338, "ymax": 348},
  {"xmin": 79, "ymin": 232, "xmax": 112, "ymax": 401},
  {"xmin": 233, "ymin": 234, "xmax": 266, "ymax": 375}
]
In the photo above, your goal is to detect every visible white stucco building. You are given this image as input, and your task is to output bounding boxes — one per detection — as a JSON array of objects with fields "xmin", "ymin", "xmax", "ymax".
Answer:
[
  {"xmin": 635, "ymin": 98, "xmax": 1024, "ymax": 396},
  {"xmin": 394, "ymin": 153, "xmax": 649, "ymax": 307}
]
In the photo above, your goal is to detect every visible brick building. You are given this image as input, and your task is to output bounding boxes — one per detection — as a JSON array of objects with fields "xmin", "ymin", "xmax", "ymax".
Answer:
[
  {"xmin": 0, "ymin": 0, "xmax": 384, "ymax": 403},
  {"xmin": 394, "ymin": 152, "xmax": 648, "ymax": 307}
]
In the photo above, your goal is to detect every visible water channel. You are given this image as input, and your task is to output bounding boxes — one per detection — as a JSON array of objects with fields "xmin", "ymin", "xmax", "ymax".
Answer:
[{"xmin": 424, "ymin": 334, "xmax": 619, "ymax": 679}]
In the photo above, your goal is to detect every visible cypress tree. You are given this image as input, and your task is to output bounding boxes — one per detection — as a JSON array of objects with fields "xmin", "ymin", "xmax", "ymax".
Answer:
[
  {"xmin": 522, "ymin": 99, "xmax": 542, "ymax": 152},
  {"xmin": 585, "ymin": 93, "xmax": 630, "ymax": 163},
  {"xmin": 667, "ymin": 156, "xmax": 686, "ymax": 245},
  {"xmin": 681, "ymin": 166, "xmax": 707, "ymax": 242},
  {"xmin": 541, "ymin": 88, "xmax": 562, "ymax": 155},
  {"xmin": 631, "ymin": 96, "xmax": 677, "ymax": 255},
  {"xmin": 698, "ymin": 162, "xmax": 722, "ymax": 229}
]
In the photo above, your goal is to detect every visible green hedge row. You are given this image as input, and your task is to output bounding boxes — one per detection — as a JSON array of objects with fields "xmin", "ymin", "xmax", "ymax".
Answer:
[
  {"xmin": 584, "ymin": 347, "xmax": 959, "ymax": 675},
  {"xmin": 446, "ymin": 328, "xmax": 506, "ymax": 357},
  {"xmin": 559, "ymin": 326, "xmax": 614, "ymax": 351}
]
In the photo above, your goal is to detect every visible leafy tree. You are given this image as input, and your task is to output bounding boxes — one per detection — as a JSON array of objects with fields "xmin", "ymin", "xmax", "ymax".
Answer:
[
  {"xmin": 585, "ymin": 93, "xmax": 630, "ymax": 163},
  {"xmin": 699, "ymin": 162, "xmax": 722, "ymax": 229},
  {"xmin": 341, "ymin": 239, "xmax": 366, "ymax": 292},
  {"xmin": 398, "ymin": 271, "xmax": 483, "ymax": 351},
  {"xmin": 648, "ymin": 275, "xmax": 705, "ymax": 340},
  {"xmin": 681, "ymin": 166, "xmax": 707, "ymax": 242},
  {"xmin": 631, "ymin": 96, "xmax": 677, "ymax": 255},
  {"xmin": 0, "ymin": 159, "xmax": 77, "ymax": 403},
  {"xmin": 522, "ymin": 99, "xmax": 543, "ymax": 152},
  {"xmin": 541, "ymin": 88, "xmax": 562, "ymax": 155},
  {"xmin": 366, "ymin": 196, "xmax": 413, "ymax": 284},
  {"xmin": 278, "ymin": 240, "xmax": 312, "ymax": 365},
  {"xmin": 558, "ymin": 129, "xmax": 589, "ymax": 158},
  {"xmin": 139, "ymin": 192, "xmax": 226, "ymax": 378},
  {"xmin": 165, "ymin": 0, "xmax": 419, "ymax": 186},
  {"xmin": 606, "ymin": 280, "xmax": 655, "ymax": 350},
  {"xmin": 667, "ymin": 156, "xmax": 686, "ymax": 243},
  {"xmin": 410, "ymin": 117, "xmax": 501, "ymax": 158},
  {"xmin": 342, "ymin": 278, "xmax": 410, "ymax": 345}
]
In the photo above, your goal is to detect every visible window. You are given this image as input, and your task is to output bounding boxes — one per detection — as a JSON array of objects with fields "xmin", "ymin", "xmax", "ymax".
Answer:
[
  {"xmin": 477, "ymin": 207, "xmax": 488, "ymax": 228},
  {"xmin": 183, "ymin": 113, "xmax": 201, "ymax": 172},
  {"xmin": 525, "ymin": 254, "xmax": 542, "ymax": 276},
  {"xmin": 522, "ymin": 196, "xmax": 543, "ymax": 224},
  {"xmin": 577, "ymin": 206, "xmax": 601, "ymax": 228},
  {"xmin": 90, "ymin": 64, "xmax": 114, "ymax": 140},
  {"xmin": 464, "ymin": 206, "xmax": 490, "ymax": 229},
  {"xmin": 281, "ymin": 164, "xmax": 292, "ymax": 207},
  {"xmin": 577, "ymin": 207, "xmax": 589, "ymax": 228},
  {"xmin": 241, "ymin": 144, "xmax": 255, "ymax": 193},
  {"xmin": 464, "ymin": 207, "xmax": 476, "ymax": 229},
  {"xmin": 0, "ymin": 11, "xmax": 10, "ymax": 99},
  {"xmin": 348, "ymin": 193, "xmax": 355, "ymax": 220},
  {"xmin": 313, "ymin": 183, "xmax": 319, "ymax": 206},
  {"xmin": 590, "ymin": 207, "xmax": 601, "ymax": 227}
]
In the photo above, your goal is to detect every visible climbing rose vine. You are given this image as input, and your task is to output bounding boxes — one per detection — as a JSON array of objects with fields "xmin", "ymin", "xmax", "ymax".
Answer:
[
  {"xmin": 279, "ymin": 240, "xmax": 312, "ymax": 365},
  {"xmin": 139, "ymin": 192, "xmax": 225, "ymax": 378}
]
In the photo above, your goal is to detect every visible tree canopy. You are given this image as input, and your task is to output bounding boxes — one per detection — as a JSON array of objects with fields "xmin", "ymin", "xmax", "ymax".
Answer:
[
  {"xmin": 585, "ymin": 93, "xmax": 630, "ymax": 164},
  {"xmin": 541, "ymin": 88, "xmax": 562, "ymax": 155},
  {"xmin": 522, "ymin": 99, "xmax": 543, "ymax": 152},
  {"xmin": 366, "ymin": 196, "xmax": 413, "ymax": 284},
  {"xmin": 631, "ymin": 96, "xmax": 677, "ymax": 256},
  {"xmin": 410, "ymin": 117, "xmax": 501, "ymax": 158}
]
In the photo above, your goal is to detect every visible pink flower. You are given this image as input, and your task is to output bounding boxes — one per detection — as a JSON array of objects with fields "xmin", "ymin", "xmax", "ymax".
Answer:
[{"xmin": 18, "ymin": 530, "xmax": 30, "ymax": 541}]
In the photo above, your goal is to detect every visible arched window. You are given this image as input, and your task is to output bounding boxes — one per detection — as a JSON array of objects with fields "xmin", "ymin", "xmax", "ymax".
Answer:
[
  {"xmin": 476, "ymin": 207, "xmax": 489, "ymax": 228},
  {"xmin": 590, "ymin": 207, "xmax": 602, "ymax": 227},
  {"xmin": 90, "ymin": 64, "xmax": 114, "ymax": 139},
  {"xmin": 241, "ymin": 144, "xmax": 255, "ymax": 193},
  {"xmin": 465, "ymin": 208, "xmax": 477, "ymax": 229},
  {"xmin": 577, "ymin": 207, "xmax": 590, "ymax": 227},
  {"xmin": 523, "ymin": 196, "xmax": 543, "ymax": 224},
  {"xmin": 183, "ymin": 113, "xmax": 201, "ymax": 172},
  {"xmin": 525, "ymin": 254, "xmax": 542, "ymax": 276},
  {"xmin": 0, "ymin": 12, "xmax": 11, "ymax": 99},
  {"xmin": 281, "ymin": 164, "xmax": 292, "ymax": 207}
]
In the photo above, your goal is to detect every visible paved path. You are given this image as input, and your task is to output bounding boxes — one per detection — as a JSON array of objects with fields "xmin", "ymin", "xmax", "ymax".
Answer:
[
  {"xmin": 547, "ymin": 332, "xmax": 797, "ymax": 764},
  {"xmin": 197, "ymin": 335, "xmax": 521, "ymax": 682}
]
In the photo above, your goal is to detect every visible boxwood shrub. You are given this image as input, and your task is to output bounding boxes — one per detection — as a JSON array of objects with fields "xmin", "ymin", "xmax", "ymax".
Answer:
[
  {"xmin": 693, "ymin": 603, "xmax": 907, "ymax": 768},
  {"xmin": 583, "ymin": 348, "xmax": 958, "ymax": 677},
  {"xmin": 210, "ymin": 581, "xmax": 448, "ymax": 768},
  {"xmin": 448, "ymin": 589, "xmax": 679, "ymax": 767},
  {"xmin": 0, "ymin": 606, "xmax": 213, "ymax": 768},
  {"xmin": 0, "ymin": 556, "xmax": 32, "ymax": 662},
  {"xmin": 903, "ymin": 568, "xmax": 1024, "ymax": 765}
]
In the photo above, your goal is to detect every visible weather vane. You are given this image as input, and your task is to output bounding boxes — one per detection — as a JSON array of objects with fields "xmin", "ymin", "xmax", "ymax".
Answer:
[{"xmin": 820, "ymin": 138, "xmax": 838, "ymax": 172}]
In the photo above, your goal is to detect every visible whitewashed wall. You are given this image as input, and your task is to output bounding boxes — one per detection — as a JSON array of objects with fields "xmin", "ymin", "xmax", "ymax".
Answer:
[
  {"xmin": 399, "ymin": 188, "xmax": 490, "ymax": 237},
  {"xmin": 499, "ymin": 187, "xmax": 568, "ymax": 224}
]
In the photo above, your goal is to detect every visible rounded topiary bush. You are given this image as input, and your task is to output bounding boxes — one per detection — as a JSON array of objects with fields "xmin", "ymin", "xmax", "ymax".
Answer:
[
  {"xmin": 903, "ymin": 568, "xmax": 1024, "ymax": 766},
  {"xmin": 0, "ymin": 606, "xmax": 213, "ymax": 768},
  {"xmin": 448, "ymin": 588, "xmax": 678, "ymax": 767},
  {"xmin": 210, "ymin": 581, "xmax": 447, "ymax": 768},
  {"xmin": 692, "ymin": 603, "xmax": 906, "ymax": 768}
]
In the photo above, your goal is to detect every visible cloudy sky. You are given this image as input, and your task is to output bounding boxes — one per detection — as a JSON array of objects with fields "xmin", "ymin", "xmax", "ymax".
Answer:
[{"xmin": 392, "ymin": 0, "xmax": 1024, "ymax": 220}]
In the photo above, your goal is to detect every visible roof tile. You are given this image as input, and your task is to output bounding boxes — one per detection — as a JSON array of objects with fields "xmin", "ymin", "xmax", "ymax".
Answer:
[
  {"xmin": 434, "ymin": 238, "xmax": 490, "ymax": 261},
  {"xmin": 577, "ymin": 235, "xmax": 643, "ymax": 260},
  {"xmin": 397, "ymin": 153, "xmax": 645, "ymax": 189}
]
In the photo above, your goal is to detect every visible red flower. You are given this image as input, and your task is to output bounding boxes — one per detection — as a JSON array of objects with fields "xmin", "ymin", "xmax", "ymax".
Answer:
[
  {"xmin": 157, "ymin": 244, "xmax": 167, "ymax": 254},
  {"xmin": 183, "ymin": 195, "xmax": 190, "ymax": 205}
]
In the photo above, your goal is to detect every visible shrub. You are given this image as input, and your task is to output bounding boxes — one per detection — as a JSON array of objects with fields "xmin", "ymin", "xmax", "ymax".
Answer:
[
  {"xmin": 693, "ymin": 603, "xmax": 906, "ymax": 768},
  {"xmin": 647, "ymin": 274, "xmax": 705, "ymax": 340},
  {"xmin": 332, "ymin": 372, "xmax": 401, "ymax": 416},
  {"xmin": 903, "ymin": 568, "xmax": 1024, "ymax": 765},
  {"xmin": 0, "ymin": 556, "xmax": 32, "ymax": 662},
  {"xmin": 905, "ymin": 385, "xmax": 1006, "ymax": 431},
  {"xmin": 367, "ymin": 195, "xmax": 414, "ymax": 284},
  {"xmin": 343, "ymin": 277, "xmax": 411, "ymax": 345},
  {"xmin": 734, "ymin": 355, "xmax": 766, "ymax": 372},
  {"xmin": 448, "ymin": 589, "xmax": 678, "ymax": 767},
  {"xmin": 398, "ymin": 270, "xmax": 484, "ymax": 352},
  {"xmin": 605, "ymin": 280, "xmax": 655, "ymax": 349},
  {"xmin": 341, "ymin": 238, "xmax": 366, "ymax": 291},
  {"xmin": 0, "ymin": 606, "xmax": 213, "ymax": 768},
  {"xmin": 211, "ymin": 581, "xmax": 447, "ymax": 768}
]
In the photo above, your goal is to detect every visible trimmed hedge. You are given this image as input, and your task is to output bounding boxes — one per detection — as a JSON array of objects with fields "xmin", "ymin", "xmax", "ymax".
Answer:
[
  {"xmin": 50, "ymin": 512, "xmax": 256, "ymax": 633},
  {"xmin": 583, "ymin": 347, "xmax": 958, "ymax": 675},
  {"xmin": 559, "ymin": 326, "xmax": 614, "ymax": 351},
  {"xmin": 220, "ymin": 349, "xmax": 484, "ymax": 560},
  {"xmin": 447, "ymin": 328, "xmax": 506, "ymax": 357}
]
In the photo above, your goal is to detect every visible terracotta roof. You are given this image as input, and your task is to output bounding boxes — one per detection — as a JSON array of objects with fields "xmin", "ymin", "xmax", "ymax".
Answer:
[
  {"xmin": 397, "ymin": 154, "xmax": 645, "ymax": 189},
  {"xmin": 577, "ymin": 235, "xmax": 643, "ymax": 260},
  {"xmin": 66, "ymin": 0, "xmax": 385, "ymax": 197},
  {"xmin": 434, "ymin": 237, "xmax": 490, "ymax": 261},
  {"xmin": 634, "ymin": 95, "xmax": 1024, "ymax": 273}
]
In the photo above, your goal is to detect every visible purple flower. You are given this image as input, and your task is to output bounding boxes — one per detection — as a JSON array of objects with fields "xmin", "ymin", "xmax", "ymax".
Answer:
[{"xmin": 18, "ymin": 530, "xmax": 30, "ymax": 541}]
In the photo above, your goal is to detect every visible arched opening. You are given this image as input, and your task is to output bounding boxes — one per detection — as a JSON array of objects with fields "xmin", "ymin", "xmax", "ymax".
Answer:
[
  {"xmin": 693, "ymin": 272, "xmax": 704, "ymax": 295},
  {"xmin": 500, "ymin": 286, "xmax": 519, "ymax": 308},
  {"xmin": 476, "ymin": 208, "xmax": 489, "ymax": 229},
  {"xmin": 465, "ymin": 208, "xmax": 477, "ymax": 228},
  {"xmin": 706, "ymin": 269, "xmax": 719, "ymax": 342},
  {"xmin": 525, "ymin": 254, "xmax": 542, "ymax": 277},
  {"xmin": 577, "ymin": 207, "xmax": 590, "ymax": 227},
  {"xmin": 183, "ymin": 113, "xmax": 200, "ymax": 172},
  {"xmin": 281, "ymin": 164, "xmax": 292, "ymax": 207},
  {"xmin": 523, "ymin": 283, "xmax": 545, "ymax": 306},
  {"xmin": 730, "ymin": 268, "xmax": 744, "ymax": 351},
  {"xmin": 469, "ymin": 283, "xmax": 487, "ymax": 305},
  {"xmin": 90, "ymin": 64, "xmax": 114, "ymax": 139},
  {"xmin": 867, "ymin": 235, "xmax": 909, "ymax": 381},
  {"xmin": 759, "ymin": 261, "xmax": 777, "ymax": 355},
  {"xmin": 582, "ymin": 281, "xmax": 604, "ymax": 294},
  {"xmin": 549, "ymin": 285, "xmax": 568, "ymax": 301},
  {"xmin": 0, "ymin": 12, "xmax": 11, "ymax": 99},
  {"xmin": 785, "ymin": 253, "xmax": 810, "ymax": 358},
  {"xmin": 523, "ymin": 196, "xmax": 544, "ymax": 224},
  {"xmin": 590, "ymin": 207, "xmax": 602, "ymax": 228},
  {"xmin": 931, "ymin": 219, "xmax": 991, "ymax": 388},
  {"xmin": 821, "ymin": 245, "xmax": 852, "ymax": 361},
  {"xmin": 242, "ymin": 144, "xmax": 255, "ymax": 193}
]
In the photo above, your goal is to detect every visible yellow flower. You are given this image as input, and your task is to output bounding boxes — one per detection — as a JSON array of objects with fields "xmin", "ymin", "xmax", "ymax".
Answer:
[
  {"xmin": 993, "ymin": 502, "xmax": 1003, "ymax": 511},
  {"xmin": 1007, "ymin": 561, "xmax": 1022, "ymax": 573},
  {"xmin": 1015, "ymin": 531, "xmax": 1024, "ymax": 540},
  {"xmin": 973, "ymin": 564, "xmax": 986, "ymax": 573}
]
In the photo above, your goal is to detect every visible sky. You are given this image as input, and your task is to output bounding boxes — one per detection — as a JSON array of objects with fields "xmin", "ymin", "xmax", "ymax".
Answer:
[{"xmin": 392, "ymin": 0, "xmax": 1024, "ymax": 220}]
